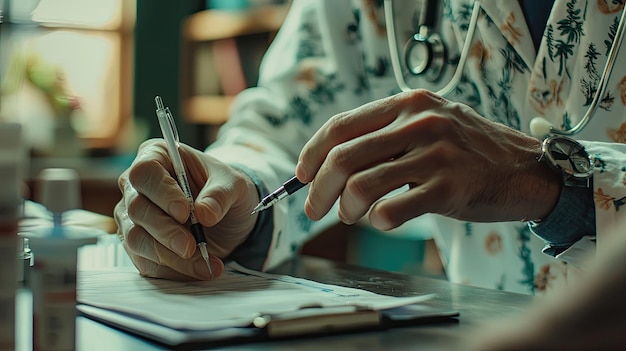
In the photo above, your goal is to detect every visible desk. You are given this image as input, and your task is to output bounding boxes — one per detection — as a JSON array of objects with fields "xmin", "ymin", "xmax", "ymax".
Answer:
[{"xmin": 72, "ymin": 255, "xmax": 533, "ymax": 350}]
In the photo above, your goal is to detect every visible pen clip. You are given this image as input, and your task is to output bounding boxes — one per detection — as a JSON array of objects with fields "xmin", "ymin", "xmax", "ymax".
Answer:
[
  {"xmin": 155, "ymin": 96, "xmax": 180, "ymax": 148},
  {"xmin": 164, "ymin": 107, "xmax": 180, "ymax": 147}
]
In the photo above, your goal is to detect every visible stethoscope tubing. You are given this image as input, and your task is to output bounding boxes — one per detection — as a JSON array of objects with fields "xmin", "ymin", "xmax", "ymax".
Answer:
[
  {"xmin": 385, "ymin": 0, "xmax": 626, "ymax": 137},
  {"xmin": 384, "ymin": 0, "xmax": 482, "ymax": 96},
  {"xmin": 549, "ymin": 6, "xmax": 626, "ymax": 136}
]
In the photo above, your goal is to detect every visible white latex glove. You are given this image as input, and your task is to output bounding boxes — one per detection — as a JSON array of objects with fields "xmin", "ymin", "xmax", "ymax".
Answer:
[{"xmin": 114, "ymin": 139, "xmax": 259, "ymax": 280}]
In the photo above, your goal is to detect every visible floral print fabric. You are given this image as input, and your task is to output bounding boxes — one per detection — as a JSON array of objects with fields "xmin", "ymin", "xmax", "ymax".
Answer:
[{"xmin": 207, "ymin": 0, "xmax": 626, "ymax": 295}]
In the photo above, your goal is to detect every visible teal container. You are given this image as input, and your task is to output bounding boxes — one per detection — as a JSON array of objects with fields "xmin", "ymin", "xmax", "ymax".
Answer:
[{"xmin": 352, "ymin": 225, "xmax": 428, "ymax": 275}]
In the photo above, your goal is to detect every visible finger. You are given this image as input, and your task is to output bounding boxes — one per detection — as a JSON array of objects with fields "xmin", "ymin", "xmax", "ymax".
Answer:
[
  {"xmin": 365, "ymin": 138, "xmax": 470, "ymax": 230},
  {"xmin": 126, "ymin": 243, "xmax": 224, "ymax": 281},
  {"xmin": 192, "ymin": 168, "xmax": 231, "ymax": 227},
  {"xmin": 304, "ymin": 110, "xmax": 441, "ymax": 220},
  {"xmin": 193, "ymin": 168, "xmax": 259, "ymax": 257},
  {"xmin": 195, "ymin": 166, "xmax": 257, "ymax": 225},
  {"xmin": 119, "ymin": 205, "xmax": 224, "ymax": 280},
  {"xmin": 337, "ymin": 157, "xmax": 421, "ymax": 224},
  {"xmin": 177, "ymin": 143, "xmax": 210, "ymax": 193},
  {"xmin": 121, "ymin": 170, "xmax": 195, "ymax": 258},
  {"xmin": 297, "ymin": 99, "xmax": 397, "ymax": 183},
  {"xmin": 113, "ymin": 200, "xmax": 129, "ymax": 243},
  {"xmin": 124, "ymin": 184, "xmax": 197, "ymax": 259},
  {"xmin": 303, "ymin": 149, "xmax": 348, "ymax": 220},
  {"xmin": 128, "ymin": 141, "xmax": 191, "ymax": 224},
  {"xmin": 129, "ymin": 255, "xmax": 198, "ymax": 280},
  {"xmin": 368, "ymin": 178, "xmax": 448, "ymax": 230},
  {"xmin": 300, "ymin": 94, "xmax": 446, "ymax": 219},
  {"xmin": 296, "ymin": 90, "xmax": 442, "ymax": 182}
]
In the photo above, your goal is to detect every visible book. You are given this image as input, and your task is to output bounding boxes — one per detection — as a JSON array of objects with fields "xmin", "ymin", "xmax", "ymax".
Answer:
[{"xmin": 212, "ymin": 37, "xmax": 247, "ymax": 96}]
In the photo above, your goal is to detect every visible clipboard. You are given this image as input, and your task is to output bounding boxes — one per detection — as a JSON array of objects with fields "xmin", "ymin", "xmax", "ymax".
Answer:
[
  {"xmin": 78, "ymin": 302, "xmax": 458, "ymax": 348},
  {"xmin": 77, "ymin": 264, "xmax": 459, "ymax": 348}
]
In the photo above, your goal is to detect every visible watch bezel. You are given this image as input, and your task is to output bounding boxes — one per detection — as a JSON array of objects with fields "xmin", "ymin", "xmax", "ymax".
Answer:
[{"xmin": 541, "ymin": 135, "xmax": 594, "ymax": 180}]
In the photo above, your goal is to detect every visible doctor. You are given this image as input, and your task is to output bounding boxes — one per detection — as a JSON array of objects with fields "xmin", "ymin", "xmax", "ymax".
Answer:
[{"xmin": 115, "ymin": 0, "xmax": 626, "ymax": 295}]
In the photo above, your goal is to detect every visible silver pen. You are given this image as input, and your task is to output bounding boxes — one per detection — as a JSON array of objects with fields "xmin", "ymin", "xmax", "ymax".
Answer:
[
  {"xmin": 251, "ymin": 176, "xmax": 307, "ymax": 215},
  {"xmin": 155, "ymin": 96, "xmax": 213, "ymax": 278}
]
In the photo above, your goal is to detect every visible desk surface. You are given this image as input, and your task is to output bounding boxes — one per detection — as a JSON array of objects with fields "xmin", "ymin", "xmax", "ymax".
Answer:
[{"xmin": 74, "ymin": 255, "xmax": 533, "ymax": 351}]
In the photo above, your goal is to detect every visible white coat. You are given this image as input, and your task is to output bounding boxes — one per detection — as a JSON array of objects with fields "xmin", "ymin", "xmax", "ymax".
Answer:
[{"xmin": 206, "ymin": 0, "xmax": 626, "ymax": 295}]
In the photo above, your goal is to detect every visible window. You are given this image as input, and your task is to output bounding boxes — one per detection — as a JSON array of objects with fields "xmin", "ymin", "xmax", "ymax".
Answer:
[{"xmin": 0, "ymin": 0, "xmax": 135, "ymax": 153}]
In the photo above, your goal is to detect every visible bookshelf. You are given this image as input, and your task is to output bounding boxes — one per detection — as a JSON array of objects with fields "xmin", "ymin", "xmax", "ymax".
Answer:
[{"xmin": 180, "ymin": 3, "xmax": 290, "ymax": 144}]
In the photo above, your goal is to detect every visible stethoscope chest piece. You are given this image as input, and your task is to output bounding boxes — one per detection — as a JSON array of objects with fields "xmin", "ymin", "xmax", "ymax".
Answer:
[
  {"xmin": 404, "ymin": 30, "xmax": 446, "ymax": 81},
  {"xmin": 385, "ymin": 0, "xmax": 482, "ymax": 95}
]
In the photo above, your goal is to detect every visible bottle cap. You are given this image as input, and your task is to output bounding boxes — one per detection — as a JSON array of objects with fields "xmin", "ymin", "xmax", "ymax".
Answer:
[{"xmin": 37, "ymin": 168, "xmax": 81, "ymax": 213}]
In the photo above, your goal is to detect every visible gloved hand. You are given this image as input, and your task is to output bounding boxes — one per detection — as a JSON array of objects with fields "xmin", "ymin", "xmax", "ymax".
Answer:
[{"xmin": 114, "ymin": 139, "xmax": 260, "ymax": 280}]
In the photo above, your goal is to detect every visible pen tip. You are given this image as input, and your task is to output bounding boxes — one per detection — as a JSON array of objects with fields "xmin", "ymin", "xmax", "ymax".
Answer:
[
  {"xmin": 206, "ymin": 258, "xmax": 214, "ymax": 279},
  {"xmin": 251, "ymin": 203, "xmax": 263, "ymax": 216},
  {"xmin": 198, "ymin": 244, "xmax": 213, "ymax": 279}
]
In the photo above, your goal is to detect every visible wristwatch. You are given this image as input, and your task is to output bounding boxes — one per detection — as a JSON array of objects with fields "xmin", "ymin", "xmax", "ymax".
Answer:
[{"xmin": 539, "ymin": 135, "xmax": 594, "ymax": 187}]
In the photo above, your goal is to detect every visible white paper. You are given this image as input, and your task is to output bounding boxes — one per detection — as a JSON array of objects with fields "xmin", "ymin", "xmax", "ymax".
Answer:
[{"xmin": 78, "ymin": 262, "xmax": 434, "ymax": 331}]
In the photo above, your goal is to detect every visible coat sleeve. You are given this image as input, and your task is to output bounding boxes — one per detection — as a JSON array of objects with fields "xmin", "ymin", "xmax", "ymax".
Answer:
[
  {"xmin": 204, "ymin": 0, "xmax": 384, "ymax": 270},
  {"xmin": 529, "ymin": 185, "xmax": 595, "ymax": 257},
  {"xmin": 537, "ymin": 141, "xmax": 626, "ymax": 274}
]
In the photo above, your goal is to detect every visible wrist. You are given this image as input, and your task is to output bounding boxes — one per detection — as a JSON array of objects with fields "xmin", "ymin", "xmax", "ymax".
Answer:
[
  {"xmin": 517, "ymin": 140, "xmax": 563, "ymax": 222},
  {"xmin": 525, "ymin": 161, "xmax": 563, "ymax": 222},
  {"xmin": 528, "ymin": 136, "xmax": 594, "ymax": 221},
  {"xmin": 225, "ymin": 164, "xmax": 274, "ymax": 270}
]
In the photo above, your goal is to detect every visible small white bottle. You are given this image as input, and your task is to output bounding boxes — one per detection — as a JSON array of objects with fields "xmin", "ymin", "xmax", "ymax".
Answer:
[
  {"xmin": 27, "ymin": 168, "xmax": 97, "ymax": 351},
  {"xmin": 0, "ymin": 123, "xmax": 24, "ymax": 351}
]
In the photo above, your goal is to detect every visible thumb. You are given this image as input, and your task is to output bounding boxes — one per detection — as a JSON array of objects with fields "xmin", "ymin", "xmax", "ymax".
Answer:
[{"xmin": 195, "ymin": 190, "xmax": 229, "ymax": 227}]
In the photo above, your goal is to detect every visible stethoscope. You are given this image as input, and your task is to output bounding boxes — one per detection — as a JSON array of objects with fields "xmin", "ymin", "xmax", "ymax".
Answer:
[{"xmin": 384, "ymin": 0, "xmax": 626, "ymax": 138}]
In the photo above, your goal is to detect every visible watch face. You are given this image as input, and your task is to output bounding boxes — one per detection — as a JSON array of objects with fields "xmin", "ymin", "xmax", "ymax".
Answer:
[{"xmin": 544, "ymin": 136, "xmax": 593, "ymax": 178}]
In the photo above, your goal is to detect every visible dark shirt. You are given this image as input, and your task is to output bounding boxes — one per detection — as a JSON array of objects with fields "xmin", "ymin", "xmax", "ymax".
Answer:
[{"xmin": 519, "ymin": 0, "xmax": 556, "ymax": 52}]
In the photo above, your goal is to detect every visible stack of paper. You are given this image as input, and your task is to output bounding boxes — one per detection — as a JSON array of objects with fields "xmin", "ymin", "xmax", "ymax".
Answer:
[{"xmin": 78, "ymin": 262, "xmax": 457, "ymax": 347}]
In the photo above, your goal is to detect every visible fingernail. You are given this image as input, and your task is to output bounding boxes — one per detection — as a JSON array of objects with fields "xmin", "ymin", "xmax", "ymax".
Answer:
[
  {"xmin": 194, "ymin": 259, "xmax": 213, "ymax": 280},
  {"xmin": 370, "ymin": 214, "xmax": 392, "ymax": 231},
  {"xmin": 338, "ymin": 210, "xmax": 354, "ymax": 225},
  {"xmin": 169, "ymin": 201, "xmax": 188, "ymax": 223},
  {"xmin": 295, "ymin": 162, "xmax": 308, "ymax": 182},
  {"xmin": 170, "ymin": 235, "xmax": 191, "ymax": 257}
]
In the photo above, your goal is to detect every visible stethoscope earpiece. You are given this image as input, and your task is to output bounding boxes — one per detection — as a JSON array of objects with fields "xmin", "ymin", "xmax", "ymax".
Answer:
[
  {"xmin": 527, "ymin": 6, "xmax": 626, "ymax": 138},
  {"xmin": 529, "ymin": 117, "xmax": 553, "ymax": 139}
]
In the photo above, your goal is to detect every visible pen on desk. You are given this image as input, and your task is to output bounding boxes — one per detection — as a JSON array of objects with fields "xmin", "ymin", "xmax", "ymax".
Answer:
[
  {"xmin": 155, "ymin": 96, "xmax": 213, "ymax": 278},
  {"xmin": 251, "ymin": 176, "xmax": 307, "ymax": 215}
]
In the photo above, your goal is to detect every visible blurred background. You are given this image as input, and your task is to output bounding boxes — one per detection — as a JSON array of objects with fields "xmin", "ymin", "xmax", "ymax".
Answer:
[{"xmin": 0, "ymin": 0, "xmax": 443, "ymax": 278}]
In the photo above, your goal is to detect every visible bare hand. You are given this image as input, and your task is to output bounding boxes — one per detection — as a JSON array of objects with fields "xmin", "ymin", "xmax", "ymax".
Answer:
[
  {"xmin": 114, "ymin": 139, "xmax": 259, "ymax": 280},
  {"xmin": 295, "ymin": 90, "xmax": 561, "ymax": 230}
]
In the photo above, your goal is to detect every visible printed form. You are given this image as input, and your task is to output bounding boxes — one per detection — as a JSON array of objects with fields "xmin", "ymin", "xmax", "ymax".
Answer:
[{"xmin": 78, "ymin": 262, "xmax": 435, "ymax": 331}]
